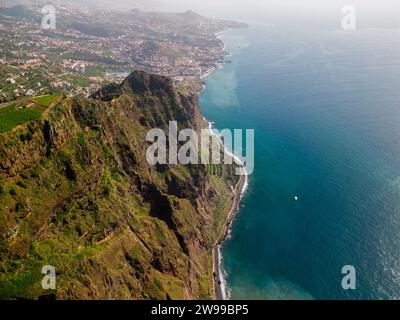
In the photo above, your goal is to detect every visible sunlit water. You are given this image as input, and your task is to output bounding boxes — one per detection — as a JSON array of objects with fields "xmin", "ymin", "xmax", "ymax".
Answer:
[{"xmin": 200, "ymin": 25, "xmax": 400, "ymax": 300}]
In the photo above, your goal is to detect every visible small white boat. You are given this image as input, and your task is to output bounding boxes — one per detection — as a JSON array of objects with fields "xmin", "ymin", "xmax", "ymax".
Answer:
[{"xmin": 294, "ymin": 196, "xmax": 299, "ymax": 201}]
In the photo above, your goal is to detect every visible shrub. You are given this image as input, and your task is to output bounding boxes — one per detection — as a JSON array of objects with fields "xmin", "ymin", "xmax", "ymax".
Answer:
[
  {"xmin": 16, "ymin": 180, "xmax": 27, "ymax": 189},
  {"xmin": 65, "ymin": 159, "xmax": 77, "ymax": 181},
  {"xmin": 16, "ymin": 201, "xmax": 25, "ymax": 212},
  {"xmin": 27, "ymin": 124, "xmax": 35, "ymax": 134},
  {"xmin": 19, "ymin": 132, "xmax": 33, "ymax": 142},
  {"xmin": 9, "ymin": 186, "xmax": 17, "ymax": 196},
  {"xmin": 76, "ymin": 133, "xmax": 85, "ymax": 146},
  {"xmin": 31, "ymin": 170, "xmax": 39, "ymax": 178}
]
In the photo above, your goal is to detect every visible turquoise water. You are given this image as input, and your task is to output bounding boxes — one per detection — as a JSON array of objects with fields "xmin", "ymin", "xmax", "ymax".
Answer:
[{"xmin": 200, "ymin": 25, "xmax": 400, "ymax": 300}]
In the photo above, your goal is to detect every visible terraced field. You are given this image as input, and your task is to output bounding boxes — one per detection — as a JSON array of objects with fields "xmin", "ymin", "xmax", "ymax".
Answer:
[
  {"xmin": 0, "ymin": 95, "xmax": 60, "ymax": 133},
  {"xmin": 32, "ymin": 94, "xmax": 61, "ymax": 107},
  {"xmin": 0, "ymin": 103, "xmax": 43, "ymax": 133}
]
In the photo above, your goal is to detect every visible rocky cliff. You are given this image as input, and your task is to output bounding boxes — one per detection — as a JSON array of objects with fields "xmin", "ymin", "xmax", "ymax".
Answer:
[{"xmin": 0, "ymin": 71, "xmax": 238, "ymax": 299}]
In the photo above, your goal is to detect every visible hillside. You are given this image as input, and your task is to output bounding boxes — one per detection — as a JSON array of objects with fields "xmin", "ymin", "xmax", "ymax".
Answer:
[{"xmin": 0, "ymin": 70, "xmax": 238, "ymax": 299}]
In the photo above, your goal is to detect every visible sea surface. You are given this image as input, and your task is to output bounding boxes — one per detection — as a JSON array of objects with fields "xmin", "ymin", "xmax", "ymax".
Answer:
[{"xmin": 200, "ymin": 24, "xmax": 400, "ymax": 300}]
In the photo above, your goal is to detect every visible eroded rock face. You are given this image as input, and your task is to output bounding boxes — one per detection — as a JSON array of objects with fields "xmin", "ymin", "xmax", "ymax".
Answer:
[{"xmin": 0, "ymin": 71, "xmax": 237, "ymax": 300}]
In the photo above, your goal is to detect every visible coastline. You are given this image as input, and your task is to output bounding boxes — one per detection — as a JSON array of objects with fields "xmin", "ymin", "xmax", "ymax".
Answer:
[
  {"xmin": 212, "ymin": 176, "xmax": 246, "ymax": 300},
  {"xmin": 199, "ymin": 28, "xmax": 249, "ymax": 300},
  {"xmin": 212, "ymin": 163, "xmax": 247, "ymax": 300},
  {"xmin": 199, "ymin": 28, "xmax": 231, "ymax": 81},
  {"xmin": 207, "ymin": 120, "xmax": 248, "ymax": 300}
]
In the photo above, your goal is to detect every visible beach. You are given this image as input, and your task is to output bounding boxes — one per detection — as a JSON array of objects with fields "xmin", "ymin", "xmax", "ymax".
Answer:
[
  {"xmin": 212, "ymin": 169, "xmax": 247, "ymax": 300},
  {"xmin": 205, "ymin": 118, "xmax": 248, "ymax": 300}
]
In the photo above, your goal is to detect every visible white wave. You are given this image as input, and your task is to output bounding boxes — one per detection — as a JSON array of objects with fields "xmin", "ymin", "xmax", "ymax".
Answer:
[{"xmin": 206, "ymin": 119, "xmax": 249, "ymax": 300}]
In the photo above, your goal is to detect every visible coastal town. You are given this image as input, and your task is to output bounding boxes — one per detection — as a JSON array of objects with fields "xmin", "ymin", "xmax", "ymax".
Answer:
[
  {"xmin": 0, "ymin": 2, "xmax": 246, "ymax": 102},
  {"xmin": 0, "ymin": 1, "xmax": 249, "ymax": 301}
]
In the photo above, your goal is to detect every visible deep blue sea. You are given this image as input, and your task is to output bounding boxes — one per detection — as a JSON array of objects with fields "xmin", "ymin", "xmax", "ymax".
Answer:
[{"xmin": 200, "ymin": 24, "xmax": 400, "ymax": 300}]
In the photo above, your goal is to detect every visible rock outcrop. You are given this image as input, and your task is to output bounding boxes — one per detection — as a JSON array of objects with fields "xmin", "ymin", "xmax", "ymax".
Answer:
[{"xmin": 0, "ymin": 71, "xmax": 238, "ymax": 300}]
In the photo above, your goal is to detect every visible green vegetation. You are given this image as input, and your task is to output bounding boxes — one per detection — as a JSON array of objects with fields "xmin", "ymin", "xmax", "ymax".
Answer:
[
  {"xmin": 0, "ymin": 104, "xmax": 43, "ymax": 133},
  {"xmin": 207, "ymin": 164, "xmax": 223, "ymax": 177},
  {"xmin": 0, "ymin": 179, "xmax": 4, "ymax": 196},
  {"xmin": 8, "ymin": 185, "xmax": 17, "ymax": 196},
  {"xmin": 84, "ymin": 65, "xmax": 107, "ymax": 78},
  {"xmin": 76, "ymin": 133, "xmax": 86, "ymax": 146},
  {"xmin": 0, "ymin": 71, "xmax": 236, "ymax": 300},
  {"xmin": 32, "ymin": 94, "xmax": 61, "ymax": 107},
  {"xmin": 16, "ymin": 180, "xmax": 27, "ymax": 189}
]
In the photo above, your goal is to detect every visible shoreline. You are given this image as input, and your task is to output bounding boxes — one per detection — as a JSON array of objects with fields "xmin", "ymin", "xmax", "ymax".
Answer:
[
  {"xmin": 212, "ymin": 164, "xmax": 247, "ymax": 300},
  {"xmin": 204, "ymin": 122, "xmax": 249, "ymax": 300},
  {"xmin": 199, "ymin": 28, "xmax": 248, "ymax": 300},
  {"xmin": 199, "ymin": 29, "xmax": 231, "ymax": 80}
]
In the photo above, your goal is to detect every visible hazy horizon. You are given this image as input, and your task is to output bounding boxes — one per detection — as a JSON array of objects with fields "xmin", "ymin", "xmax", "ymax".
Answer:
[
  {"xmin": 29, "ymin": 0, "xmax": 400, "ymax": 29},
  {"xmin": 147, "ymin": 0, "xmax": 400, "ymax": 29},
  {"xmin": 2, "ymin": 0, "xmax": 399, "ymax": 29}
]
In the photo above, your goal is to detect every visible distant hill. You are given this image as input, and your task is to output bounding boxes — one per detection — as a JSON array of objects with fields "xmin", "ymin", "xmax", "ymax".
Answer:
[
  {"xmin": 62, "ymin": 0, "xmax": 164, "ymax": 11},
  {"xmin": 0, "ymin": 4, "xmax": 38, "ymax": 20},
  {"xmin": 0, "ymin": 0, "xmax": 163, "ymax": 12}
]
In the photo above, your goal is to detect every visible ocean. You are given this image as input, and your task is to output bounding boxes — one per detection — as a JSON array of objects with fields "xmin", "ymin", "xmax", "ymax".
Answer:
[{"xmin": 200, "ymin": 24, "xmax": 400, "ymax": 300}]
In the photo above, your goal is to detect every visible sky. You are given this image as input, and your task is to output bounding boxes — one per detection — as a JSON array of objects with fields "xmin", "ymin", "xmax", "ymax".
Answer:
[
  {"xmin": 154, "ymin": 0, "xmax": 400, "ymax": 28},
  {"xmin": 10, "ymin": 0, "xmax": 400, "ymax": 29}
]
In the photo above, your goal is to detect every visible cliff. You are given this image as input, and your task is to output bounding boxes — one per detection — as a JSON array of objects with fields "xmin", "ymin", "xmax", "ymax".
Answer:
[{"xmin": 0, "ymin": 71, "xmax": 238, "ymax": 299}]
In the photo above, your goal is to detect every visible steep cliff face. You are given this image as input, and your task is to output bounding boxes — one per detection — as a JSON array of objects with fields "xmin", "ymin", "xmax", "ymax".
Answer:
[{"xmin": 0, "ymin": 71, "xmax": 238, "ymax": 300}]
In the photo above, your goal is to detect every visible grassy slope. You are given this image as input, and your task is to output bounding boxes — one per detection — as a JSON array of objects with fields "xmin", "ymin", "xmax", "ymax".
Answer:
[
  {"xmin": 0, "ymin": 104, "xmax": 43, "ymax": 133},
  {"xmin": 32, "ymin": 94, "xmax": 61, "ymax": 107},
  {"xmin": 0, "ymin": 73, "xmax": 237, "ymax": 300},
  {"xmin": 0, "ymin": 95, "xmax": 61, "ymax": 133}
]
